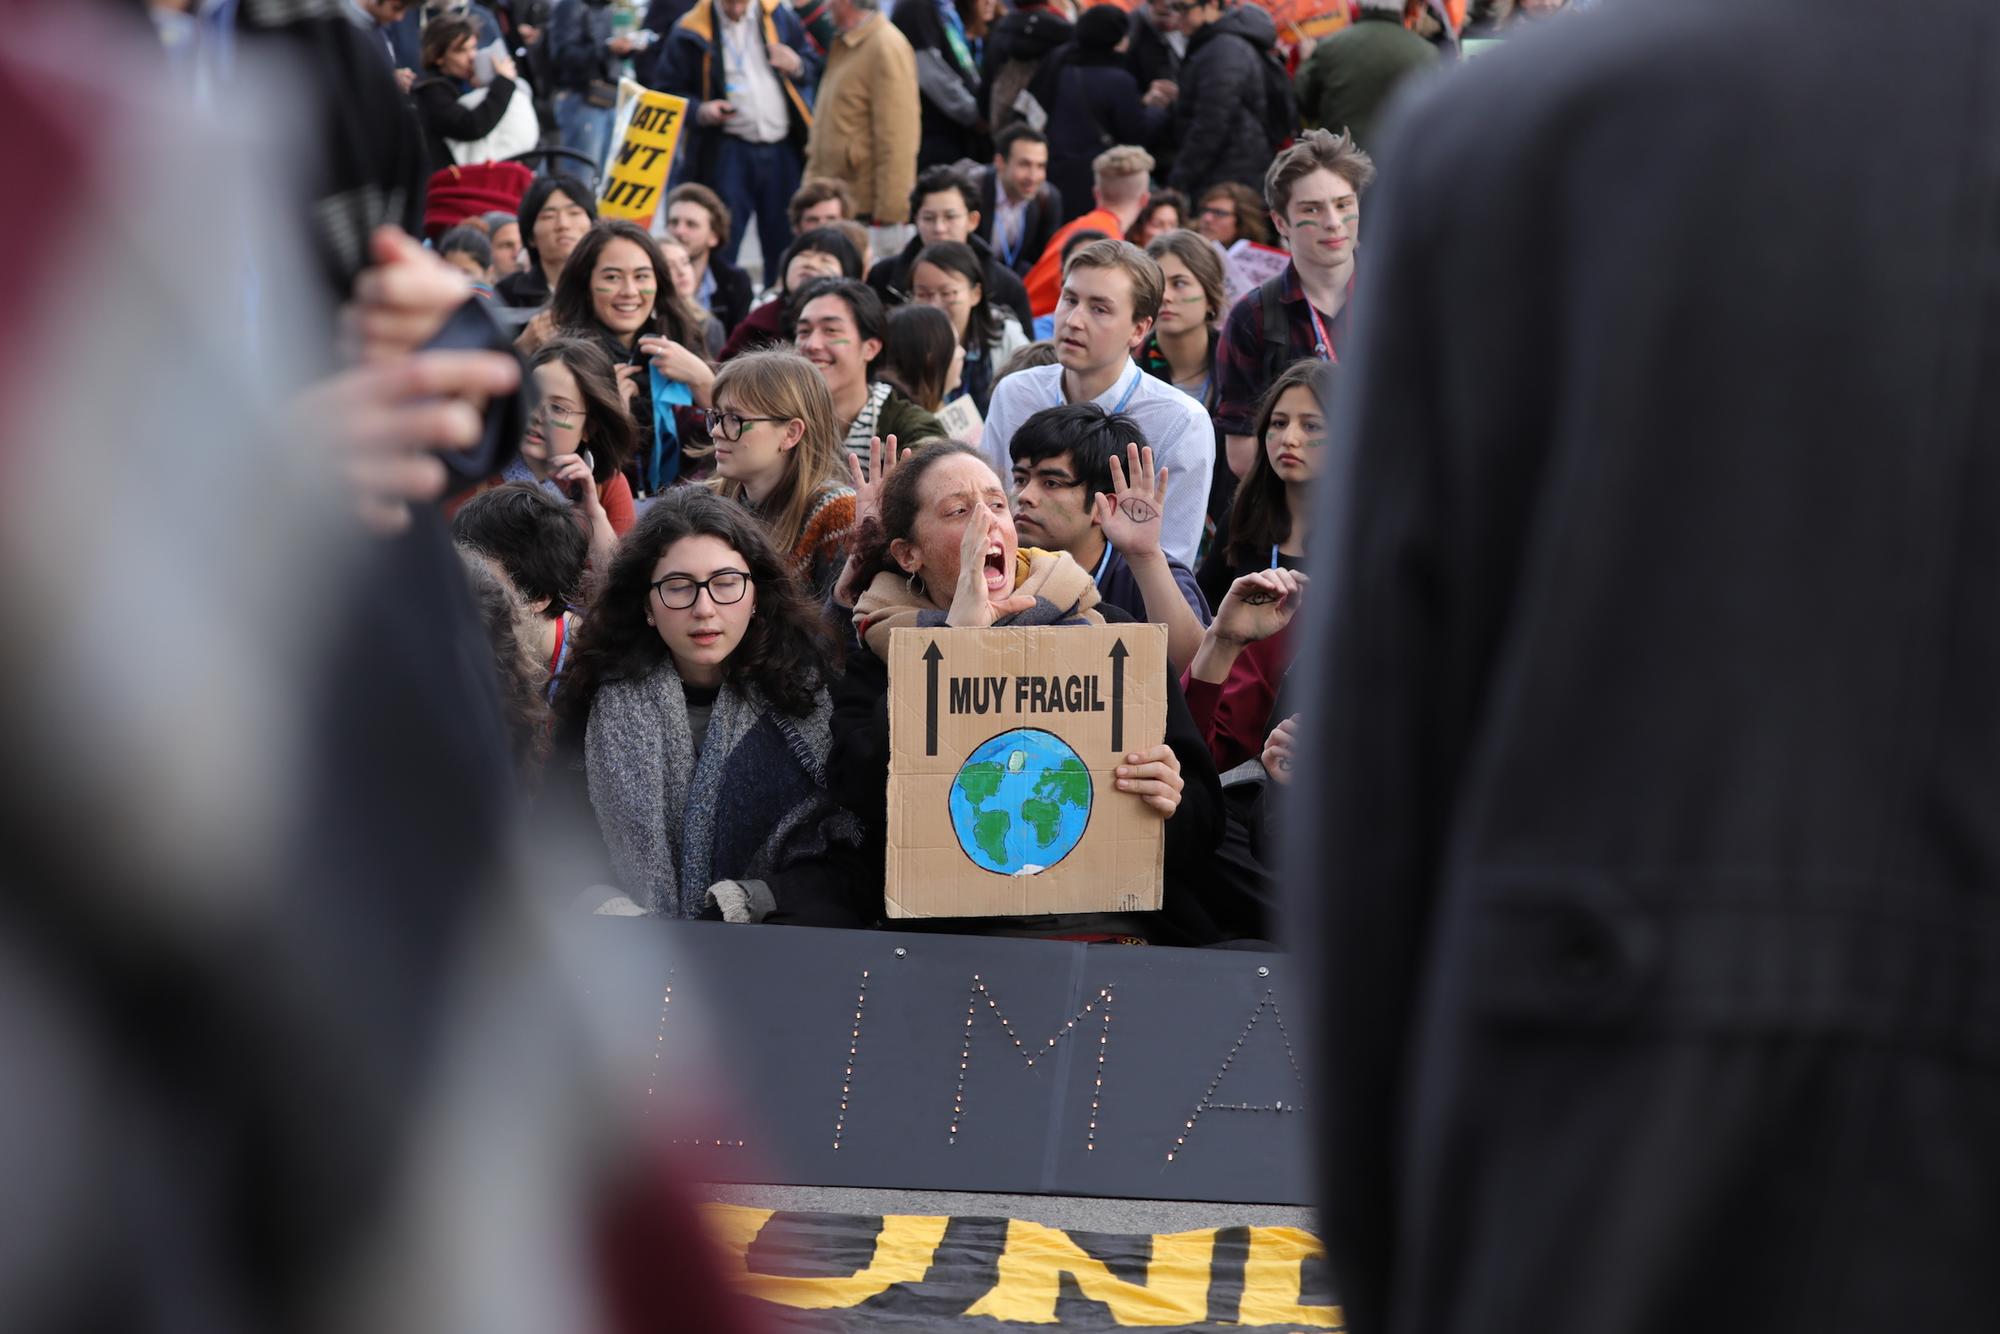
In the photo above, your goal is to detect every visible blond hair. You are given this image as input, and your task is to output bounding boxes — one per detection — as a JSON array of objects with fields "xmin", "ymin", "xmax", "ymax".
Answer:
[
  {"xmin": 704, "ymin": 351, "xmax": 851, "ymax": 557},
  {"xmin": 1092, "ymin": 145, "xmax": 1156, "ymax": 207},
  {"xmin": 1062, "ymin": 237, "xmax": 1165, "ymax": 323}
]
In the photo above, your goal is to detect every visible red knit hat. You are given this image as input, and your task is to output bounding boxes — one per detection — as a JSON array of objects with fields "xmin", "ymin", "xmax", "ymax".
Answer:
[{"xmin": 424, "ymin": 162, "xmax": 535, "ymax": 242}]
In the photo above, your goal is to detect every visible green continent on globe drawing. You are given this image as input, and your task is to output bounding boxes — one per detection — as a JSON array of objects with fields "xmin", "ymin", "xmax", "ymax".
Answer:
[{"xmin": 954, "ymin": 754, "xmax": 1091, "ymax": 864}]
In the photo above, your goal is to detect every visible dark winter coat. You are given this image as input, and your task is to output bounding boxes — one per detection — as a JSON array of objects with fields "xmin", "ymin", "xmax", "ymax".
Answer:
[
  {"xmin": 979, "ymin": 6, "xmax": 1071, "ymax": 129},
  {"xmin": 1032, "ymin": 53, "xmax": 1168, "ymax": 227},
  {"xmin": 546, "ymin": 0, "xmax": 616, "ymax": 92},
  {"xmin": 893, "ymin": 0, "xmax": 987, "ymax": 167},
  {"xmin": 975, "ymin": 166, "xmax": 1063, "ymax": 277},
  {"xmin": 410, "ymin": 72, "xmax": 519, "ymax": 173},
  {"xmin": 1294, "ymin": 10, "xmax": 1438, "ymax": 153},
  {"xmin": 1293, "ymin": 3, "xmax": 2000, "ymax": 1332},
  {"xmin": 865, "ymin": 231, "xmax": 1035, "ymax": 338},
  {"xmin": 657, "ymin": 0, "xmax": 816, "ymax": 184},
  {"xmin": 1169, "ymin": 5, "xmax": 1283, "ymax": 197}
]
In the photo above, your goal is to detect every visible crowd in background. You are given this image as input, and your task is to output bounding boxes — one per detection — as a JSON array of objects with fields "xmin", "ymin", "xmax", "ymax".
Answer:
[{"xmin": 234, "ymin": 0, "xmax": 1578, "ymax": 943}]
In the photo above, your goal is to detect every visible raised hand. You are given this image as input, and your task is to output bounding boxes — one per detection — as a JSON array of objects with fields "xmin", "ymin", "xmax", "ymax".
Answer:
[
  {"xmin": 1092, "ymin": 442, "xmax": 1169, "ymax": 563},
  {"xmin": 946, "ymin": 502, "xmax": 1033, "ymax": 627},
  {"xmin": 1261, "ymin": 713, "xmax": 1299, "ymax": 785},
  {"xmin": 1115, "ymin": 743, "xmax": 1184, "ymax": 818},
  {"xmin": 847, "ymin": 434, "xmax": 910, "ymax": 528},
  {"xmin": 547, "ymin": 452, "xmax": 603, "ymax": 515},
  {"xmin": 1211, "ymin": 567, "xmax": 1308, "ymax": 646}
]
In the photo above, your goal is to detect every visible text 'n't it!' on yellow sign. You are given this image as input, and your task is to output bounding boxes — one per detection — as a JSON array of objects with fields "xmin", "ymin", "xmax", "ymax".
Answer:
[{"xmin": 599, "ymin": 79, "xmax": 687, "ymax": 222}]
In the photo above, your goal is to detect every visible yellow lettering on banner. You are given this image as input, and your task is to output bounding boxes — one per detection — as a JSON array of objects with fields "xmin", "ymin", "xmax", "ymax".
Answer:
[
  {"xmin": 964, "ymin": 1219, "xmax": 1214, "ymax": 1325},
  {"xmin": 599, "ymin": 80, "xmax": 687, "ymax": 221},
  {"xmin": 1236, "ymin": 1226, "xmax": 1342, "ymax": 1328},
  {"xmin": 703, "ymin": 1205, "xmax": 949, "ymax": 1310}
]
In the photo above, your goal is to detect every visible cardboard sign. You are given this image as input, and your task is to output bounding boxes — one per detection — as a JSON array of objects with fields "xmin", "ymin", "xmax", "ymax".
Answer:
[
  {"xmin": 885, "ymin": 624, "xmax": 1167, "ymax": 919},
  {"xmin": 937, "ymin": 395, "xmax": 985, "ymax": 449},
  {"xmin": 1222, "ymin": 240, "xmax": 1293, "ymax": 316},
  {"xmin": 599, "ymin": 79, "xmax": 687, "ymax": 222}
]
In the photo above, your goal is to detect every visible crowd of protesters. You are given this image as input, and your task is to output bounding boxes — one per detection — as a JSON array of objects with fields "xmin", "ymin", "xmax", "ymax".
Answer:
[{"xmin": 302, "ymin": 0, "xmax": 1583, "ymax": 944}]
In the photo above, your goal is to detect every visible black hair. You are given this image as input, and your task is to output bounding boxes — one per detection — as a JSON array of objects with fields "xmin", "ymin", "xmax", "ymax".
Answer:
[
  {"xmin": 1061, "ymin": 228, "xmax": 1111, "ymax": 263},
  {"xmin": 912, "ymin": 240, "xmax": 1002, "ymax": 350},
  {"xmin": 526, "ymin": 336, "xmax": 637, "ymax": 483},
  {"xmin": 788, "ymin": 276, "xmax": 887, "ymax": 372},
  {"xmin": 908, "ymin": 164, "xmax": 980, "ymax": 219},
  {"xmin": 778, "ymin": 225, "xmax": 864, "ymax": 293},
  {"xmin": 878, "ymin": 304, "xmax": 958, "ymax": 413},
  {"xmin": 1007, "ymin": 403, "xmax": 1145, "ymax": 513},
  {"xmin": 995, "ymin": 122, "xmax": 1048, "ymax": 160},
  {"xmin": 452, "ymin": 483, "xmax": 590, "ymax": 619},
  {"xmin": 437, "ymin": 223, "xmax": 492, "ymax": 270},
  {"xmin": 554, "ymin": 488, "xmax": 836, "ymax": 728},
  {"xmin": 1225, "ymin": 359, "xmax": 1341, "ymax": 570},
  {"xmin": 456, "ymin": 546, "xmax": 553, "ymax": 781},
  {"xmin": 844, "ymin": 440, "xmax": 990, "ymax": 608},
  {"xmin": 516, "ymin": 174, "xmax": 597, "ymax": 270}
]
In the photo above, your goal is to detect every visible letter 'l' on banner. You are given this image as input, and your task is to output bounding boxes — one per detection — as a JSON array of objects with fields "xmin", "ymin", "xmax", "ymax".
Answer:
[{"xmin": 599, "ymin": 79, "xmax": 687, "ymax": 223}]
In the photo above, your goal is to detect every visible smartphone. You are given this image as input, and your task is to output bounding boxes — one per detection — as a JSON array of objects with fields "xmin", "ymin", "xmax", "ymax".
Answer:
[
  {"xmin": 419, "ymin": 297, "xmax": 529, "ymax": 496},
  {"xmin": 569, "ymin": 448, "xmax": 595, "ymax": 503}
]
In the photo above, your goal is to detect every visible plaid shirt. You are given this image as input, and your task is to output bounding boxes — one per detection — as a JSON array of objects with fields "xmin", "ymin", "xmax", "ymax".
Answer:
[{"xmin": 1213, "ymin": 262, "xmax": 1350, "ymax": 436}]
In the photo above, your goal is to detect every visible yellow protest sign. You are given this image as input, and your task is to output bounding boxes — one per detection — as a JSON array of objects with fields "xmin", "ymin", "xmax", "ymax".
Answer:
[{"xmin": 599, "ymin": 79, "xmax": 687, "ymax": 222}]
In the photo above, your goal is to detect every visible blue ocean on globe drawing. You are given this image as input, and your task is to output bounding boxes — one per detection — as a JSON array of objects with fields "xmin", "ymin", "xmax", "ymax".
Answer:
[{"xmin": 947, "ymin": 728, "xmax": 1094, "ymax": 875}]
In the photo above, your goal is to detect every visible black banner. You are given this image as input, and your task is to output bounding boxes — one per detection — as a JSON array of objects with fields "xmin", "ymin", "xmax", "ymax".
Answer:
[{"xmin": 581, "ymin": 921, "xmax": 1314, "ymax": 1205}]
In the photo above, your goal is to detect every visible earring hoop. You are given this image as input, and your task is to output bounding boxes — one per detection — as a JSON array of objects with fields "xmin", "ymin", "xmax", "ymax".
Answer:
[{"xmin": 906, "ymin": 570, "xmax": 925, "ymax": 597}]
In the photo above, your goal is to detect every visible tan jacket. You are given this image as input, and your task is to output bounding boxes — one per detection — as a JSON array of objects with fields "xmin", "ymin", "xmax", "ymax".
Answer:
[{"xmin": 802, "ymin": 14, "xmax": 921, "ymax": 224}]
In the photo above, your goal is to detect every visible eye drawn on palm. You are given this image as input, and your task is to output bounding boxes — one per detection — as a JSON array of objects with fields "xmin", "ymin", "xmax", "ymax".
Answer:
[
  {"xmin": 1215, "ymin": 568, "xmax": 1308, "ymax": 645},
  {"xmin": 1094, "ymin": 443, "xmax": 1169, "ymax": 560}
]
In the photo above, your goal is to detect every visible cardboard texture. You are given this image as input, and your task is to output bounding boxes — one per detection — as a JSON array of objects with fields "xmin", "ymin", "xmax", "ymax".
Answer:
[{"xmin": 886, "ymin": 624, "xmax": 1168, "ymax": 919}]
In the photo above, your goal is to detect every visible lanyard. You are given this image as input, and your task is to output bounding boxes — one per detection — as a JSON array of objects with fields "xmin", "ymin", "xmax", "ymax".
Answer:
[
  {"xmin": 1306, "ymin": 301, "xmax": 1337, "ymax": 363},
  {"xmin": 1092, "ymin": 542, "xmax": 1114, "ymax": 584},
  {"xmin": 1109, "ymin": 367, "xmax": 1140, "ymax": 414},
  {"xmin": 1270, "ymin": 544, "xmax": 1281, "ymax": 570},
  {"xmin": 545, "ymin": 614, "xmax": 570, "ymax": 702},
  {"xmin": 995, "ymin": 202, "xmax": 1023, "ymax": 269}
]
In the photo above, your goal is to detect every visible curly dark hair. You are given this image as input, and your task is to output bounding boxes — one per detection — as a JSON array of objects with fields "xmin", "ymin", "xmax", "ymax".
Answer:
[
  {"xmin": 843, "ymin": 439, "xmax": 989, "ymax": 607},
  {"xmin": 555, "ymin": 488, "xmax": 836, "ymax": 731},
  {"xmin": 1225, "ymin": 359, "xmax": 1341, "ymax": 571},
  {"xmin": 456, "ymin": 546, "xmax": 553, "ymax": 782}
]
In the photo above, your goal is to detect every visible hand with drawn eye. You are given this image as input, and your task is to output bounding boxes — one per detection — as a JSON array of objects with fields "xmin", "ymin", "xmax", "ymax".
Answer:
[
  {"xmin": 1091, "ymin": 442, "xmax": 1169, "ymax": 564},
  {"xmin": 1261, "ymin": 713, "xmax": 1299, "ymax": 786},
  {"xmin": 1211, "ymin": 568, "xmax": 1308, "ymax": 646}
]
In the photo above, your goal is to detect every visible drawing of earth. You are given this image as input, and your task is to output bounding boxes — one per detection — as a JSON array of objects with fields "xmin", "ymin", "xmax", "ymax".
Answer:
[{"xmin": 947, "ymin": 728, "xmax": 1093, "ymax": 875}]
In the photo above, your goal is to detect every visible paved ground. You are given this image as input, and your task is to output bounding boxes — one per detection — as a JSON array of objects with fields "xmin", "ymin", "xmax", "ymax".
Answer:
[{"xmin": 703, "ymin": 1183, "xmax": 1315, "ymax": 1235}]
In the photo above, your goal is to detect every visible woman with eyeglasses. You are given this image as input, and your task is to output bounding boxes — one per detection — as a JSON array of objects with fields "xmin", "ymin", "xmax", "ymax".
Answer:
[
  {"xmin": 700, "ymin": 351, "xmax": 858, "ymax": 602},
  {"xmin": 546, "ymin": 219, "xmax": 717, "ymax": 497},
  {"xmin": 1194, "ymin": 182, "xmax": 1272, "ymax": 249},
  {"xmin": 445, "ymin": 337, "xmax": 636, "ymax": 569},
  {"xmin": 1187, "ymin": 359, "xmax": 1336, "ymax": 771},
  {"xmin": 550, "ymin": 487, "xmax": 865, "ymax": 923}
]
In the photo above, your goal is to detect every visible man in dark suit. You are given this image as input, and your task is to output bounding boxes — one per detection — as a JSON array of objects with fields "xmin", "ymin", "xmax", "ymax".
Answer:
[
  {"xmin": 977, "ymin": 123, "xmax": 1063, "ymax": 279},
  {"xmin": 1292, "ymin": 3, "xmax": 2000, "ymax": 1332}
]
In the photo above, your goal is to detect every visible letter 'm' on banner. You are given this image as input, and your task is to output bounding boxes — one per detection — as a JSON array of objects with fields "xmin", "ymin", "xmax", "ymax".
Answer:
[
  {"xmin": 964, "ymin": 1220, "xmax": 1215, "ymax": 1325},
  {"xmin": 705, "ymin": 1205, "xmax": 950, "ymax": 1310}
]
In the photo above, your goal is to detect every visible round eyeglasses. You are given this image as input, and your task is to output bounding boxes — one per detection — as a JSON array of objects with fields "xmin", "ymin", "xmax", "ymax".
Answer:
[
  {"xmin": 704, "ymin": 408, "xmax": 791, "ymax": 441},
  {"xmin": 651, "ymin": 569, "xmax": 752, "ymax": 610}
]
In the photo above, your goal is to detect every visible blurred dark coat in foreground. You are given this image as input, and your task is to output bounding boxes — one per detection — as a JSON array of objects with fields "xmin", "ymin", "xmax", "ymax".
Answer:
[{"xmin": 1293, "ymin": 2, "xmax": 2000, "ymax": 1331}]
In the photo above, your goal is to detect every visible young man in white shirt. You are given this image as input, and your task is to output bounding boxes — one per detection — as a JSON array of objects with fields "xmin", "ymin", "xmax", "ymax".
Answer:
[{"xmin": 983, "ymin": 238, "xmax": 1215, "ymax": 565}]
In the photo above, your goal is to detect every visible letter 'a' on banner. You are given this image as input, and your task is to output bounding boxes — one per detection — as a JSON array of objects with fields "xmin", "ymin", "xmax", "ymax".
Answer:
[
  {"xmin": 885, "ymin": 624, "xmax": 1167, "ymax": 920},
  {"xmin": 599, "ymin": 79, "xmax": 687, "ymax": 222}
]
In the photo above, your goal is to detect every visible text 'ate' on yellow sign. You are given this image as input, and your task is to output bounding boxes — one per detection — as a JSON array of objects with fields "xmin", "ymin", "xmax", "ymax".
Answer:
[
  {"xmin": 598, "ymin": 79, "xmax": 687, "ymax": 221},
  {"xmin": 885, "ymin": 623, "xmax": 1167, "ymax": 921}
]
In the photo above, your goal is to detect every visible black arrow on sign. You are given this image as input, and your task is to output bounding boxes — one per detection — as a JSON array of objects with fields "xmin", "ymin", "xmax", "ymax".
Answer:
[
  {"xmin": 1108, "ymin": 638, "xmax": 1127, "ymax": 754},
  {"xmin": 924, "ymin": 640, "xmax": 943, "ymax": 756}
]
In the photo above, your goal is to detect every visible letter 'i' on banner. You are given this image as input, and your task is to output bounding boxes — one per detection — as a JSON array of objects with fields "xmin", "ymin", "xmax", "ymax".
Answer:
[{"xmin": 599, "ymin": 79, "xmax": 687, "ymax": 223}]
